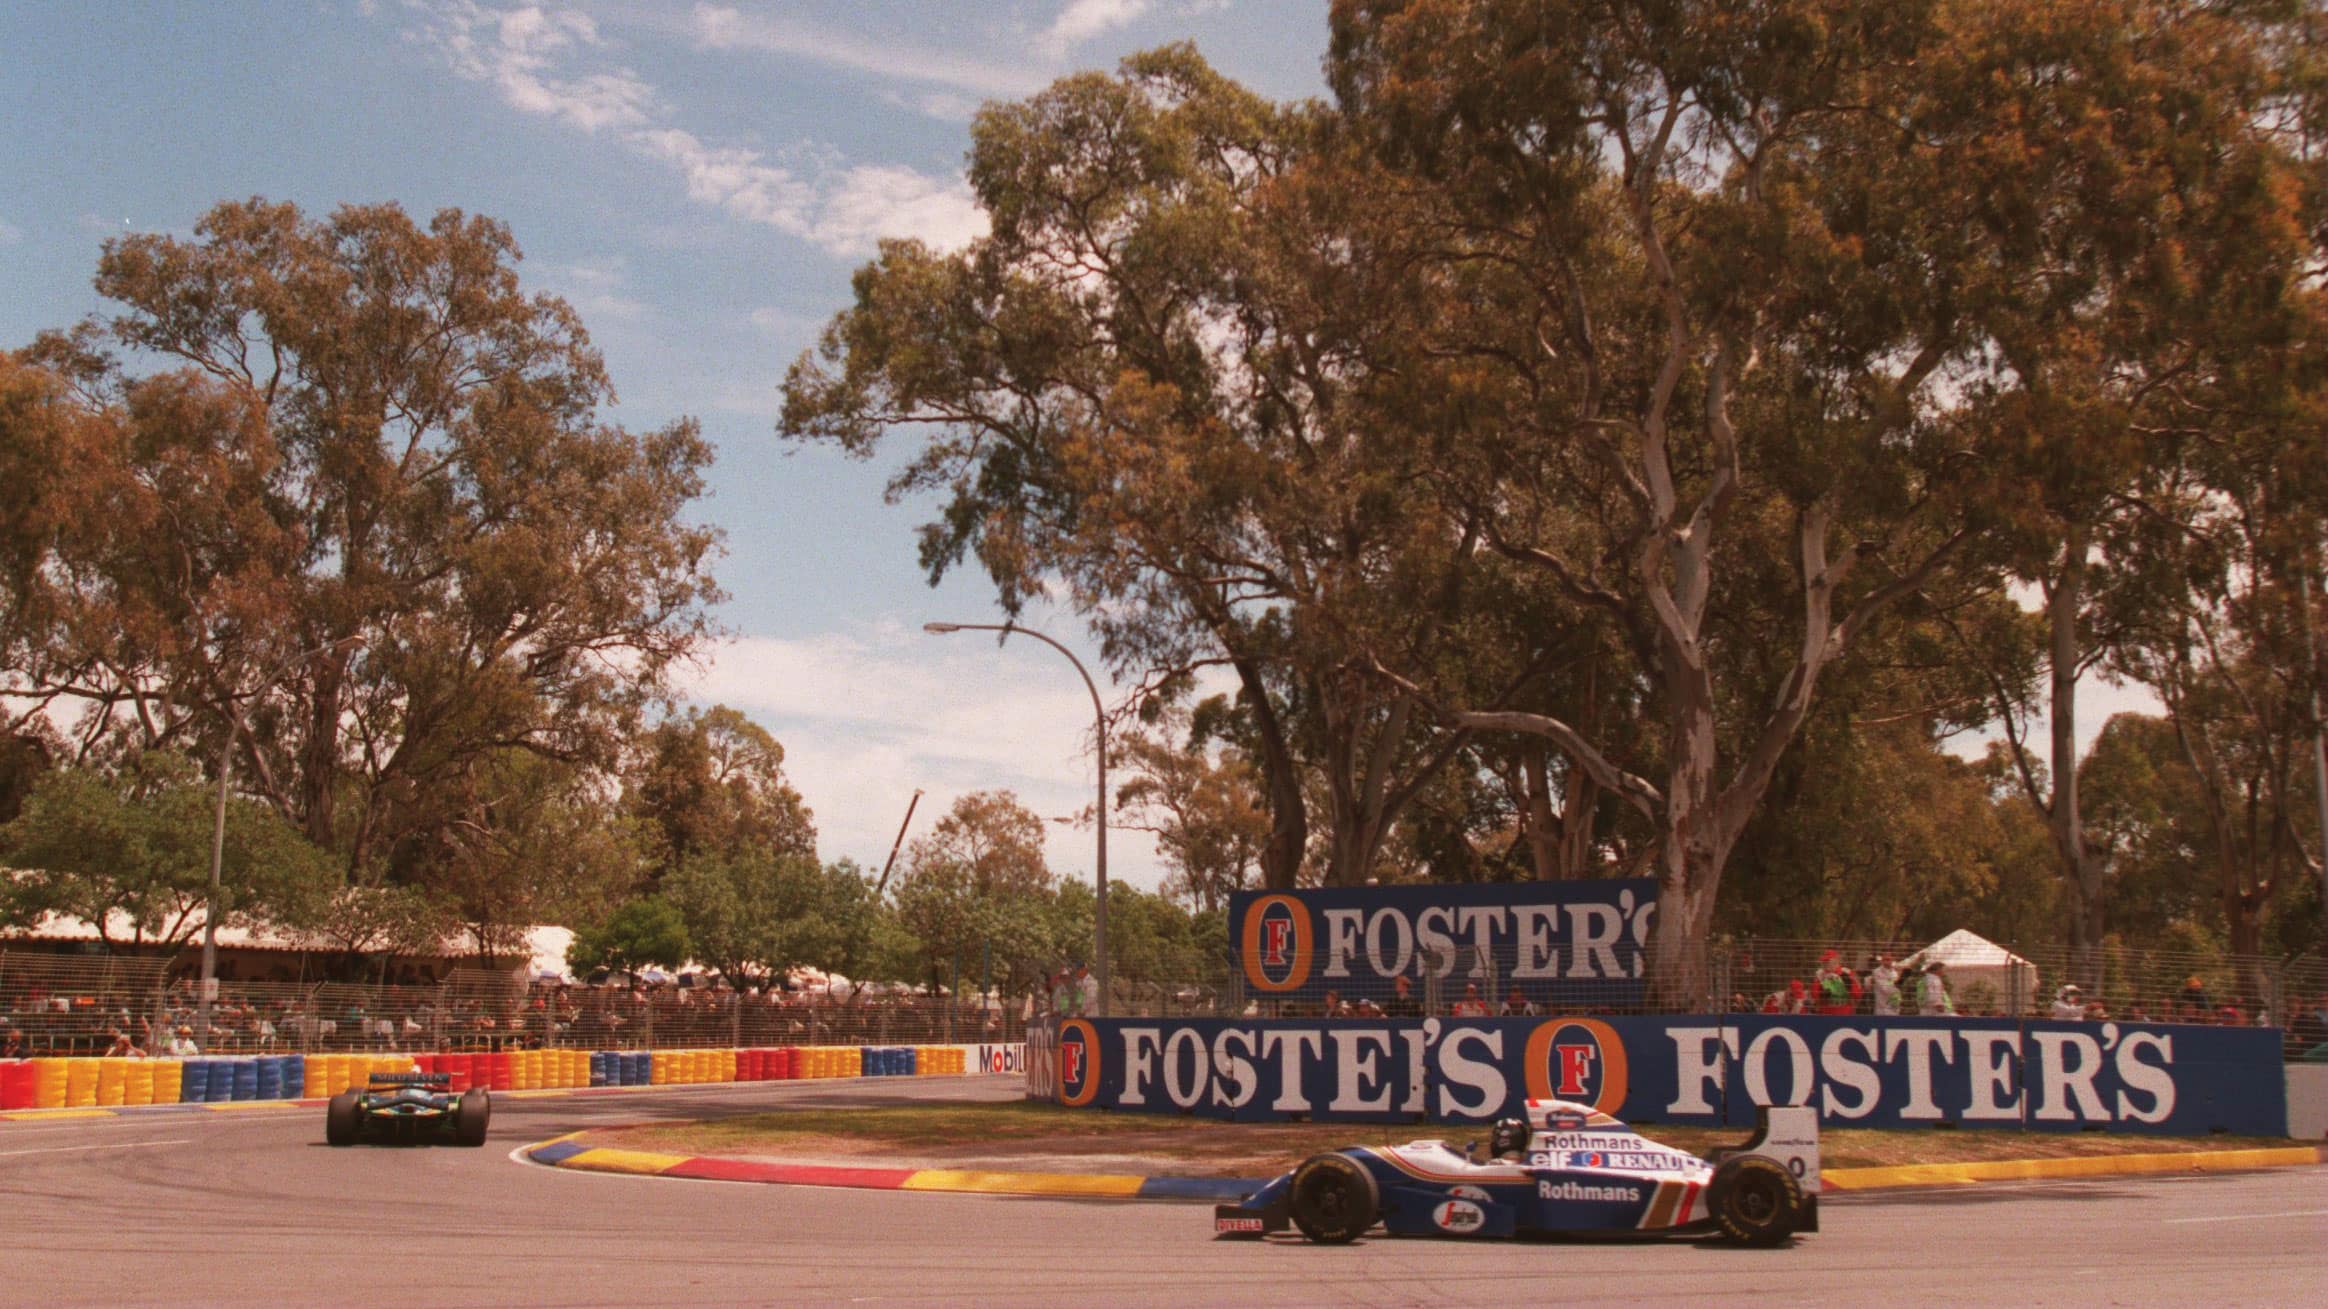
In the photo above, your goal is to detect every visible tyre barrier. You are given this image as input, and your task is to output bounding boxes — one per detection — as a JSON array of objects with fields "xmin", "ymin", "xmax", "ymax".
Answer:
[
  {"xmin": 3, "ymin": 1041, "xmax": 1003, "ymax": 1115},
  {"xmin": 0, "ymin": 1060, "xmax": 33, "ymax": 1110}
]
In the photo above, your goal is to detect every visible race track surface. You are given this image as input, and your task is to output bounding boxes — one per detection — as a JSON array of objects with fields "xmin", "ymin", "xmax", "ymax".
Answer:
[{"xmin": 6, "ymin": 1078, "xmax": 2322, "ymax": 1307}]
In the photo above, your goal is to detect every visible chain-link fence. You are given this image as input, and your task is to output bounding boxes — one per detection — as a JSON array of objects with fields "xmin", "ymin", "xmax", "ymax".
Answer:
[
  {"xmin": 1117, "ymin": 936, "xmax": 2328, "ymax": 1062},
  {"xmin": 13, "ymin": 935, "xmax": 2323, "ymax": 1060},
  {"xmin": 0, "ymin": 949, "xmax": 1029, "ymax": 1057}
]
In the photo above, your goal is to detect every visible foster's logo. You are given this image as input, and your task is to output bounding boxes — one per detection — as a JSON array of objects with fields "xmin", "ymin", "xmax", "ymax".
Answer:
[
  {"xmin": 1239, "ymin": 894, "xmax": 1314, "ymax": 992},
  {"xmin": 1522, "ymin": 1018, "xmax": 1632, "ymax": 1115},
  {"xmin": 1056, "ymin": 1018, "xmax": 1100, "ymax": 1107}
]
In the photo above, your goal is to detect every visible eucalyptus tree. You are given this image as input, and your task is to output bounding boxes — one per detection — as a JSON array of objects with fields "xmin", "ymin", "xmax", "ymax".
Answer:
[
  {"xmin": 781, "ymin": 48, "xmax": 1506, "ymax": 887},
  {"xmin": 1322, "ymin": 0, "xmax": 2294, "ymax": 994},
  {"xmin": 5, "ymin": 200, "xmax": 722, "ymax": 907}
]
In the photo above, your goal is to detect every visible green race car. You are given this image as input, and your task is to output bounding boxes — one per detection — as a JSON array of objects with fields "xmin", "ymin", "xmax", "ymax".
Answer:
[{"xmin": 326, "ymin": 1072, "xmax": 490, "ymax": 1147}]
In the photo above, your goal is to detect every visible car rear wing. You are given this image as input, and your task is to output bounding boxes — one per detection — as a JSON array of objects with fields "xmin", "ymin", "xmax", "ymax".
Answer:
[
  {"xmin": 367, "ymin": 1072, "xmax": 451, "ymax": 1087},
  {"xmin": 1709, "ymin": 1104, "xmax": 1820, "ymax": 1193}
]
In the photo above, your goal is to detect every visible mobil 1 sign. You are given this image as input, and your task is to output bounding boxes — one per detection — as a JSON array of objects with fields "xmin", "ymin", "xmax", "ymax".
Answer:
[
  {"xmin": 1050, "ymin": 1014, "xmax": 2285, "ymax": 1136},
  {"xmin": 1229, "ymin": 878, "xmax": 1656, "ymax": 1007}
]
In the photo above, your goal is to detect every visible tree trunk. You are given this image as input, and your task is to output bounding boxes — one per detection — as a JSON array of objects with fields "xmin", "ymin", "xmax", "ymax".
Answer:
[
  {"xmin": 2045, "ymin": 530, "xmax": 2106, "ymax": 988},
  {"xmin": 1230, "ymin": 656, "xmax": 1306, "ymax": 890},
  {"xmin": 1520, "ymin": 750, "xmax": 1560, "ymax": 878}
]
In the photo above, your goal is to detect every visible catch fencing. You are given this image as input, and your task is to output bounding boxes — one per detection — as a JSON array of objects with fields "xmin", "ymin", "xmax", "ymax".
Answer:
[
  {"xmin": 10, "ymin": 937, "xmax": 2321, "ymax": 1061},
  {"xmin": 1164, "ymin": 936, "xmax": 2328, "ymax": 1062},
  {"xmin": 0, "ymin": 949, "xmax": 1028, "ymax": 1057}
]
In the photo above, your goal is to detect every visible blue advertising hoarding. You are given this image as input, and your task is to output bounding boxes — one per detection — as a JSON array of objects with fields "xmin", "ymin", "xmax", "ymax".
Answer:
[
  {"xmin": 1227, "ymin": 878, "xmax": 1658, "ymax": 1008},
  {"xmin": 1043, "ymin": 1014, "xmax": 2287, "ymax": 1137}
]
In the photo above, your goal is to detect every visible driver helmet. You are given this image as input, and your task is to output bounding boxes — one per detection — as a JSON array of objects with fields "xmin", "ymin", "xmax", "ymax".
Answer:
[{"xmin": 1488, "ymin": 1116, "xmax": 1530, "ymax": 1159}]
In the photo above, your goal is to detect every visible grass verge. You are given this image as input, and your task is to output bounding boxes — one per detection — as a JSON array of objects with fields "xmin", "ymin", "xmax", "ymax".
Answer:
[{"xmin": 574, "ymin": 1101, "xmax": 2302, "ymax": 1179}]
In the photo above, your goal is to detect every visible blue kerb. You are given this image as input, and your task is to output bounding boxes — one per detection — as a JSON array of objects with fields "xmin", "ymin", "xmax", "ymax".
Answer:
[
  {"xmin": 529, "ymin": 1139, "xmax": 592, "ymax": 1166},
  {"xmin": 1133, "ymin": 1176, "xmax": 1267, "ymax": 1202}
]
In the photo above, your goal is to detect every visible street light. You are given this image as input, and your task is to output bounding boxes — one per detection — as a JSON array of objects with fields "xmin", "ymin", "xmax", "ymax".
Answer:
[
  {"xmin": 197, "ymin": 636, "xmax": 364, "ymax": 1049},
  {"xmin": 924, "ymin": 620, "xmax": 1109, "ymax": 1017}
]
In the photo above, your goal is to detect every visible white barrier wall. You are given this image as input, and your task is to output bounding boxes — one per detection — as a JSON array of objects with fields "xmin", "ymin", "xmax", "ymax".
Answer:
[
  {"xmin": 940, "ymin": 1043, "xmax": 1027, "ymax": 1076},
  {"xmin": 2286, "ymin": 1064, "xmax": 2328, "ymax": 1138}
]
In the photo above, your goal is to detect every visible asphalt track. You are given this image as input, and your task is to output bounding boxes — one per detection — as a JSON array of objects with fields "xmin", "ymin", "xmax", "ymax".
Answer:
[{"xmin": 4, "ymin": 1078, "xmax": 2322, "ymax": 1308}]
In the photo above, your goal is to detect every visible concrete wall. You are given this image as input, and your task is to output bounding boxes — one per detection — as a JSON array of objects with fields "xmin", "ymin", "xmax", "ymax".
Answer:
[{"xmin": 2286, "ymin": 1064, "xmax": 2328, "ymax": 1139}]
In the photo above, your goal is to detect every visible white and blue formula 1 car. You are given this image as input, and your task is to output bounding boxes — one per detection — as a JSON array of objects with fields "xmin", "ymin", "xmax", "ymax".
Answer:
[{"xmin": 1213, "ymin": 1100, "xmax": 1818, "ymax": 1246}]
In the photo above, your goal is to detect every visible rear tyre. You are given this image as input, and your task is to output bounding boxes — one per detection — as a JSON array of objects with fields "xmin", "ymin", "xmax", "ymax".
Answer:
[
  {"xmin": 1709, "ymin": 1155, "xmax": 1805, "ymax": 1246},
  {"xmin": 453, "ymin": 1088, "xmax": 490, "ymax": 1147},
  {"xmin": 1287, "ymin": 1152, "xmax": 1380, "ymax": 1244},
  {"xmin": 325, "ymin": 1092, "xmax": 361, "ymax": 1147}
]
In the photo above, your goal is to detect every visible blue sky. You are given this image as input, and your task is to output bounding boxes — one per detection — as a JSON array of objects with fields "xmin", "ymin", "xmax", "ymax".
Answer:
[{"xmin": 1, "ymin": 0, "xmax": 1332, "ymax": 888}]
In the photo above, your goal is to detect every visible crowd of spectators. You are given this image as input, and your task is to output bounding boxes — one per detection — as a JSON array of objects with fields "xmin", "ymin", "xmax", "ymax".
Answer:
[{"xmin": 0, "ymin": 966, "xmax": 1023, "ymax": 1059}]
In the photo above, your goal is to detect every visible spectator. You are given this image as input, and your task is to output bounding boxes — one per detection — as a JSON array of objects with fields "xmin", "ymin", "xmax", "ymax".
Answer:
[
  {"xmin": 1321, "ymin": 989, "xmax": 1348, "ymax": 1018},
  {"xmin": 1074, "ymin": 963, "xmax": 1098, "ymax": 1016},
  {"xmin": 1, "ymin": 1026, "xmax": 24, "ymax": 1059},
  {"xmin": 1499, "ymin": 989, "xmax": 1537, "ymax": 1018},
  {"xmin": 2050, "ymin": 985, "xmax": 2086, "ymax": 1021},
  {"xmin": 163, "ymin": 1025, "xmax": 199, "ymax": 1057},
  {"xmin": 1812, "ymin": 951, "xmax": 1859, "ymax": 1015},
  {"xmin": 1762, "ymin": 979, "xmax": 1806, "ymax": 1015},
  {"xmin": 1869, "ymin": 953, "xmax": 1901, "ymax": 1016},
  {"xmin": 2178, "ymin": 975, "xmax": 2213, "ymax": 1014},
  {"xmin": 1384, "ymin": 974, "xmax": 1421, "ymax": 1019},
  {"xmin": 2287, "ymin": 992, "xmax": 2328, "ymax": 1058},
  {"xmin": 1919, "ymin": 961, "xmax": 1954, "ymax": 1016},
  {"xmin": 1348, "ymin": 995, "xmax": 1384, "ymax": 1018},
  {"xmin": 1451, "ymin": 982, "xmax": 1491, "ymax": 1018},
  {"xmin": 104, "ymin": 1029, "xmax": 145, "ymax": 1058}
]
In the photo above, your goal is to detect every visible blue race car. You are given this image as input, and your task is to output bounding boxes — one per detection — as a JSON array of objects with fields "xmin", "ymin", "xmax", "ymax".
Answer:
[
  {"xmin": 1214, "ymin": 1099, "xmax": 1818, "ymax": 1246},
  {"xmin": 326, "ymin": 1072, "xmax": 490, "ymax": 1147}
]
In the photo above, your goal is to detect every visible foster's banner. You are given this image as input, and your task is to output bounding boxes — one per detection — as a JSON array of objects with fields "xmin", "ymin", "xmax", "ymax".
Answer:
[
  {"xmin": 1229, "ymin": 878, "xmax": 1657, "ymax": 1007},
  {"xmin": 1044, "ymin": 1014, "xmax": 2286, "ymax": 1136}
]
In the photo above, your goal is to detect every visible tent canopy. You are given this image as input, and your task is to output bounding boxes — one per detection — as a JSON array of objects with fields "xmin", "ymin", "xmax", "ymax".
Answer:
[{"xmin": 1901, "ymin": 929, "xmax": 2039, "ymax": 1012}]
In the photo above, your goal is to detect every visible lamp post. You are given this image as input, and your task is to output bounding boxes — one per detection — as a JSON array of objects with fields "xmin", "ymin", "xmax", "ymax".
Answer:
[
  {"xmin": 924, "ymin": 620, "xmax": 1108, "ymax": 1017},
  {"xmin": 197, "ymin": 636, "xmax": 362, "ymax": 1050}
]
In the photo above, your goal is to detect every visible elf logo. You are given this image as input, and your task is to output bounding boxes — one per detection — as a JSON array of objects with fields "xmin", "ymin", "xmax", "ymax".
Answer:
[
  {"xmin": 1522, "ymin": 1018, "xmax": 1632, "ymax": 1115},
  {"xmin": 1239, "ymin": 895, "xmax": 1314, "ymax": 992},
  {"xmin": 1056, "ymin": 1018, "xmax": 1100, "ymax": 1107}
]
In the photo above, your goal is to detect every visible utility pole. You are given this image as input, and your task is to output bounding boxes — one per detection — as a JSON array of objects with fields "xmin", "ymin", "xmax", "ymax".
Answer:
[{"xmin": 925, "ymin": 621, "xmax": 1109, "ymax": 1017}]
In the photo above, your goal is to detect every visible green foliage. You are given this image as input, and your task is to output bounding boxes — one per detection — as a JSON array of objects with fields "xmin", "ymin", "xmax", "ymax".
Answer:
[
  {"xmin": 0, "ymin": 752, "xmax": 336, "ymax": 948},
  {"xmin": 627, "ymin": 705, "xmax": 817, "ymax": 877},
  {"xmin": 567, "ymin": 896, "xmax": 691, "ymax": 975},
  {"xmin": 664, "ymin": 850, "xmax": 872, "ymax": 986}
]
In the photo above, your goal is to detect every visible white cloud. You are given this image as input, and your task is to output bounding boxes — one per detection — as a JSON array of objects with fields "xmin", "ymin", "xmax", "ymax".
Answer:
[
  {"xmin": 420, "ymin": 0, "xmax": 658, "ymax": 132},
  {"xmin": 687, "ymin": 3, "xmax": 1040, "ymax": 101},
  {"xmin": 1040, "ymin": 0, "xmax": 1155, "ymax": 58},
  {"xmin": 746, "ymin": 305, "xmax": 823, "ymax": 339},
  {"xmin": 410, "ymin": 2, "xmax": 987, "ymax": 258},
  {"xmin": 675, "ymin": 623, "xmax": 1164, "ymax": 888},
  {"xmin": 543, "ymin": 253, "xmax": 648, "ymax": 320},
  {"xmin": 810, "ymin": 164, "xmax": 989, "ymax": 257}
]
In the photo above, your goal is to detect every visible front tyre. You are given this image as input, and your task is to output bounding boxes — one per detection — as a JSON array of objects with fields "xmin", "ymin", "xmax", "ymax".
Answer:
[
  {"xmin": 1709, "ymin": 1155, "xmax": 1805, "ymax": 1246},
  {"xmin": 453, "ymin": 1088, "xmax": 490, "ymax": 1147},
  {"xmin": 1288, "ymin": 1153, "xmax": 1379, "ymax": 1244},
  {"xmin": 325, "ymin": 1092, "xmax": 361, "ymax": 1147}
]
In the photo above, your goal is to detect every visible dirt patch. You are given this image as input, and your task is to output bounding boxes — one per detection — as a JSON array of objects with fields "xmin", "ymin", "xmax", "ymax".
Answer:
[{"xmin": 571, "ymin": 1102, "xmax": 2299, "ymax": 1179}]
